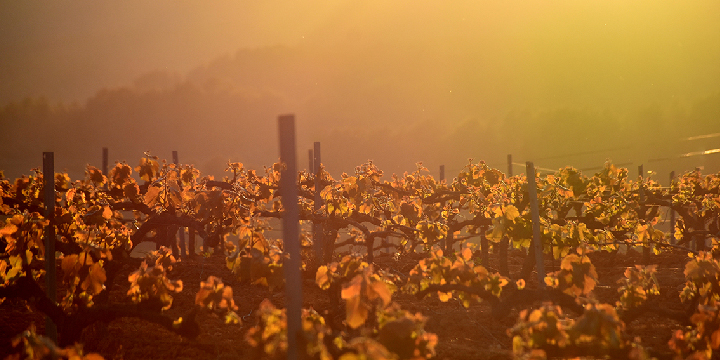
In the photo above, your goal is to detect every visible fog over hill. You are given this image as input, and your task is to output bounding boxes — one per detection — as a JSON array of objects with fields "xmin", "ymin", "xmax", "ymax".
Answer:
[
  {"xmin": 2, "ymin": 1, "xmax": 720, "ymax": 181},
  {"xmin": 2, "ymin": 54, "xmax": 718, "ymax": 182}
]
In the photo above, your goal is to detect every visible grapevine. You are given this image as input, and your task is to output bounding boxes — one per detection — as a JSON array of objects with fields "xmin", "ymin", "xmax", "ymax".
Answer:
[{"xmin": 2, "ymin": 155, "xmax": 720, "ymax": 359}]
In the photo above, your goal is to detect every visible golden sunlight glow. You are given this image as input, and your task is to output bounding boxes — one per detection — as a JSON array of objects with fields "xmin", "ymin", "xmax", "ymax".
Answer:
[{"xmin": 1, "ymin": 0, "xmax": 719, "ymax": 179}]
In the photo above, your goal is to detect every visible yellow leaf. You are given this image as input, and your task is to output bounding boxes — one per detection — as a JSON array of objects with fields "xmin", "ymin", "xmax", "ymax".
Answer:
[
  {"xmin": 461, "ymin": 247, "xmax": 473, "ymax": 261},
  {"xmin": 66, "ymin": 188, "xmax": 76, "ymax": 203},
  {"xmin": 61, "ymin": 254, "xmax": 80, "ymax": 274},
  {"xmin": 359, "ymin": 202, "xmax": 372, "ymax": 214},
  {"xmin": 238, "ymin": 227, "xmax": 252, "ymax": 239},
  {"xmin": 87, "ymin": 166, "xmax": 106, "ymax": 185},
  {"xmin": 528, "ymin": 309, "xmax": 543, "ymax": 322},
  {"xmin": 712, "ymin": 329, "xmax": 720, "ymax": 349},
  {"xmin": 504, "ymin": 205, "xmax": 520, "ymax": 221},
  {"xmin": 560, "ymin": 254, "xmax": 579, "ymax": 271},
  {"xmin": 225, "ymin": 311, "xmax": 242, "ymax": 325},
  {"xmin": 341, "ymin": 275, "xmax": 363, "ymax": 300},
  {"xmin": 81, "ymin": 263, "xmax": 106, "ymax": 295},
  {"xmin": 0, "ymin": 223, "xmax": 18, "ymax": 236},
  {"xmin": 345, "ymin": 294, "xmax": 368, "ymax": 329},
  {"xmin": 316, "ymin": 265, "xmax": 331, "ymax": 289},
  {"xmin": 473, "ymin": 265, "xmax": 489, "ymax": 279},
  {"xmin": 144, "ymin": 186, "xmax": 162, "ymax": 208},
  {"xmin": 369, "ymin": 280, "xmax": 392, "ymax": 307},
  {"xmin": 102, "ymin": 206, "xmax": 113, "ymax": 220},
  {"xmin": 486, "ymin": 223, "xmax": 504, "ymax": 243}
]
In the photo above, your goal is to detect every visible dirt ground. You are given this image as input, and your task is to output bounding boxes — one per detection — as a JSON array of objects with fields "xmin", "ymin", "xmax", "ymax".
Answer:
[{"xmin": 0, "ymin": 248, "xmax": 690, "ymax": 360}]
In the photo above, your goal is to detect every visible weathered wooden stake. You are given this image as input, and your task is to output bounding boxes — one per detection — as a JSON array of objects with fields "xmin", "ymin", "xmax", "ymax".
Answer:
[
  {"xmin": 172, "ymin": 151, "xmax": 187, "ymax": 258},
  {"xmin": 278, "ymin": 115, "xmax": 302, "ymax": 360},
  {"xmin": 694, "ymin": 168, "xmax": 706, "ymax": 252},
  {"xmin": 438, "ymin": 164, "xmax": 448, "ymax": 251},
  {"xmin": 639, "ymin": 165, "xmax": 650, "ymax": 264},
  {"xmin": 498, "ymin": 155, "xmax": 512, "ymax": 276},
  {"xmin": 43, "ymin": 152, "xmax": 57, "ymax": 341},
  {"xmin": 308, "ymin": 149, "xmax": 314, "ymax": 172},
  {"xmin": 669, "ymin": 171, "xmax": 676, "ymax": 245},
  {"xmin": 507, "ymin": 154, "xmax": 513, "ymax": 177},
  {"xmin": 480, "ymin": 226, "xmax": 489, "ymax": 267},
  {"xmin": 313, "ymin": 142, "xmax": 325, "ymax": 263},
  {"xmin": 102, "ymin": 147, "xmax": 109, "ymax": 177},
  {"xmin": 188, "ymin": 229, "xmax": 196, "ymax": 259},
  {"xmin": 526, "ymin": 162, "xmax": 546, "ymax": 290}
]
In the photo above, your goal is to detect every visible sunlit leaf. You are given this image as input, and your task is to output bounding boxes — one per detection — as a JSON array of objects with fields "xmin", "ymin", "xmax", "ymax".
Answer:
[
  {"xmin": 81, "ymin": 262, "xmax": 106, "ymax": 295},
  {"xmin": 504, "ymin": 205, "xmax": 520, "ymax": 221},
  {"xmin": 144, "ymin": 186, "xmax": 162, "ymax": 208},
  {"xmin": 344, "ymin": 293, "xmax": 368, "ymax": 329}
]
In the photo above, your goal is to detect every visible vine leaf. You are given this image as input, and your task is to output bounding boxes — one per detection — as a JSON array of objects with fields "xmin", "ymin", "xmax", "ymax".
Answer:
[
  {"xmin": 144, "ymin": 186, "xmax": 161, "ymax": 208},
  {"xmin": 344, "ymin": 292, "xmax": 368, "ymax": 329},
  {"xmin": 81, "ymin": 263, "xmax": 106, "ymax": 295},
  {"xmin": 341, "ymin": 266, "xmax": 392, "ymax": 329}
]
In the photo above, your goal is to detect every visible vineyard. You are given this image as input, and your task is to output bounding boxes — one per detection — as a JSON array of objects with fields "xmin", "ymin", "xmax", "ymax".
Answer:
[{"xmin": 3, "ymin": 125, "xmax": 720, "ymax": 359}]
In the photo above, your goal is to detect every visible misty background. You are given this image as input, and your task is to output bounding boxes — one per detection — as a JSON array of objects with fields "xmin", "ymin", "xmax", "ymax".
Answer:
[{"xmin": 1, "ymin": 0, "xmax": 719, "ymax": 183}]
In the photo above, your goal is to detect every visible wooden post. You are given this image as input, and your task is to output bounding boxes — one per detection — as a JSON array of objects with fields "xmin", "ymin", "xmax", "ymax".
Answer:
[
  {"xmin": 480, "ymin": 226, "xmax": 489, "ymax": 267},
  {"xmin": 313, "ymin": 142, "xmax": 325, "ymax": 263},
  {"xmin": 526, "ymin": 162, "xmax": 546, "ymax": 290},
  {"xmin": 692, "ymin": 170, "xmax": 706, "ymax": 252},
  {"xmin": 43, "ymin": 152, "xmax": 57, "ymax": 341},
  {"xmin": 172, "ymin": 151, "xmax": 187, "ymax": 258},
  {"xmin": 639, "ymin": 165, "xmax": 650, "ymax": 263},
  {"xmin": 278, "ymin": 115, "xmax": 302, "ymax": 360},
  {"xmin": 102, "ymin": 147, "xmax": 109, "ymax": 176},
  {"xmin": 498, "ymin": 155, "xmax": 512, "ymax": 276},
  {"xmin": 188, "ymin": 229, "xmax": 196, "ymax": 259},
  {"xmin": 308, "ymin": 149, "xmax": 314, "ymax": 172},
  {"xmin": 438, "ymin": 164, "xmax": 448, "ymax": 252},
  {"xmin": 669, "ymin": 171, "xmax": 676, "ymax": 245},
  {"xmin": 507, "ymin": 154, "xmax": 513, "ymax": 177}
]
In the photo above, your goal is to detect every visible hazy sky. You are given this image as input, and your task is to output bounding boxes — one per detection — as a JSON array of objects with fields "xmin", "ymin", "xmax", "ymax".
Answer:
[
  {"xmin": 3, "ymin": 0, "xmax": 719, "ymax": 106},
  {"xmin": 2, "ymin": 1, "xmax": 720, "ymax": 179},
  {"xmin": 1, "ymin": 0, "xmax": 316, "ymax": 103}
]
